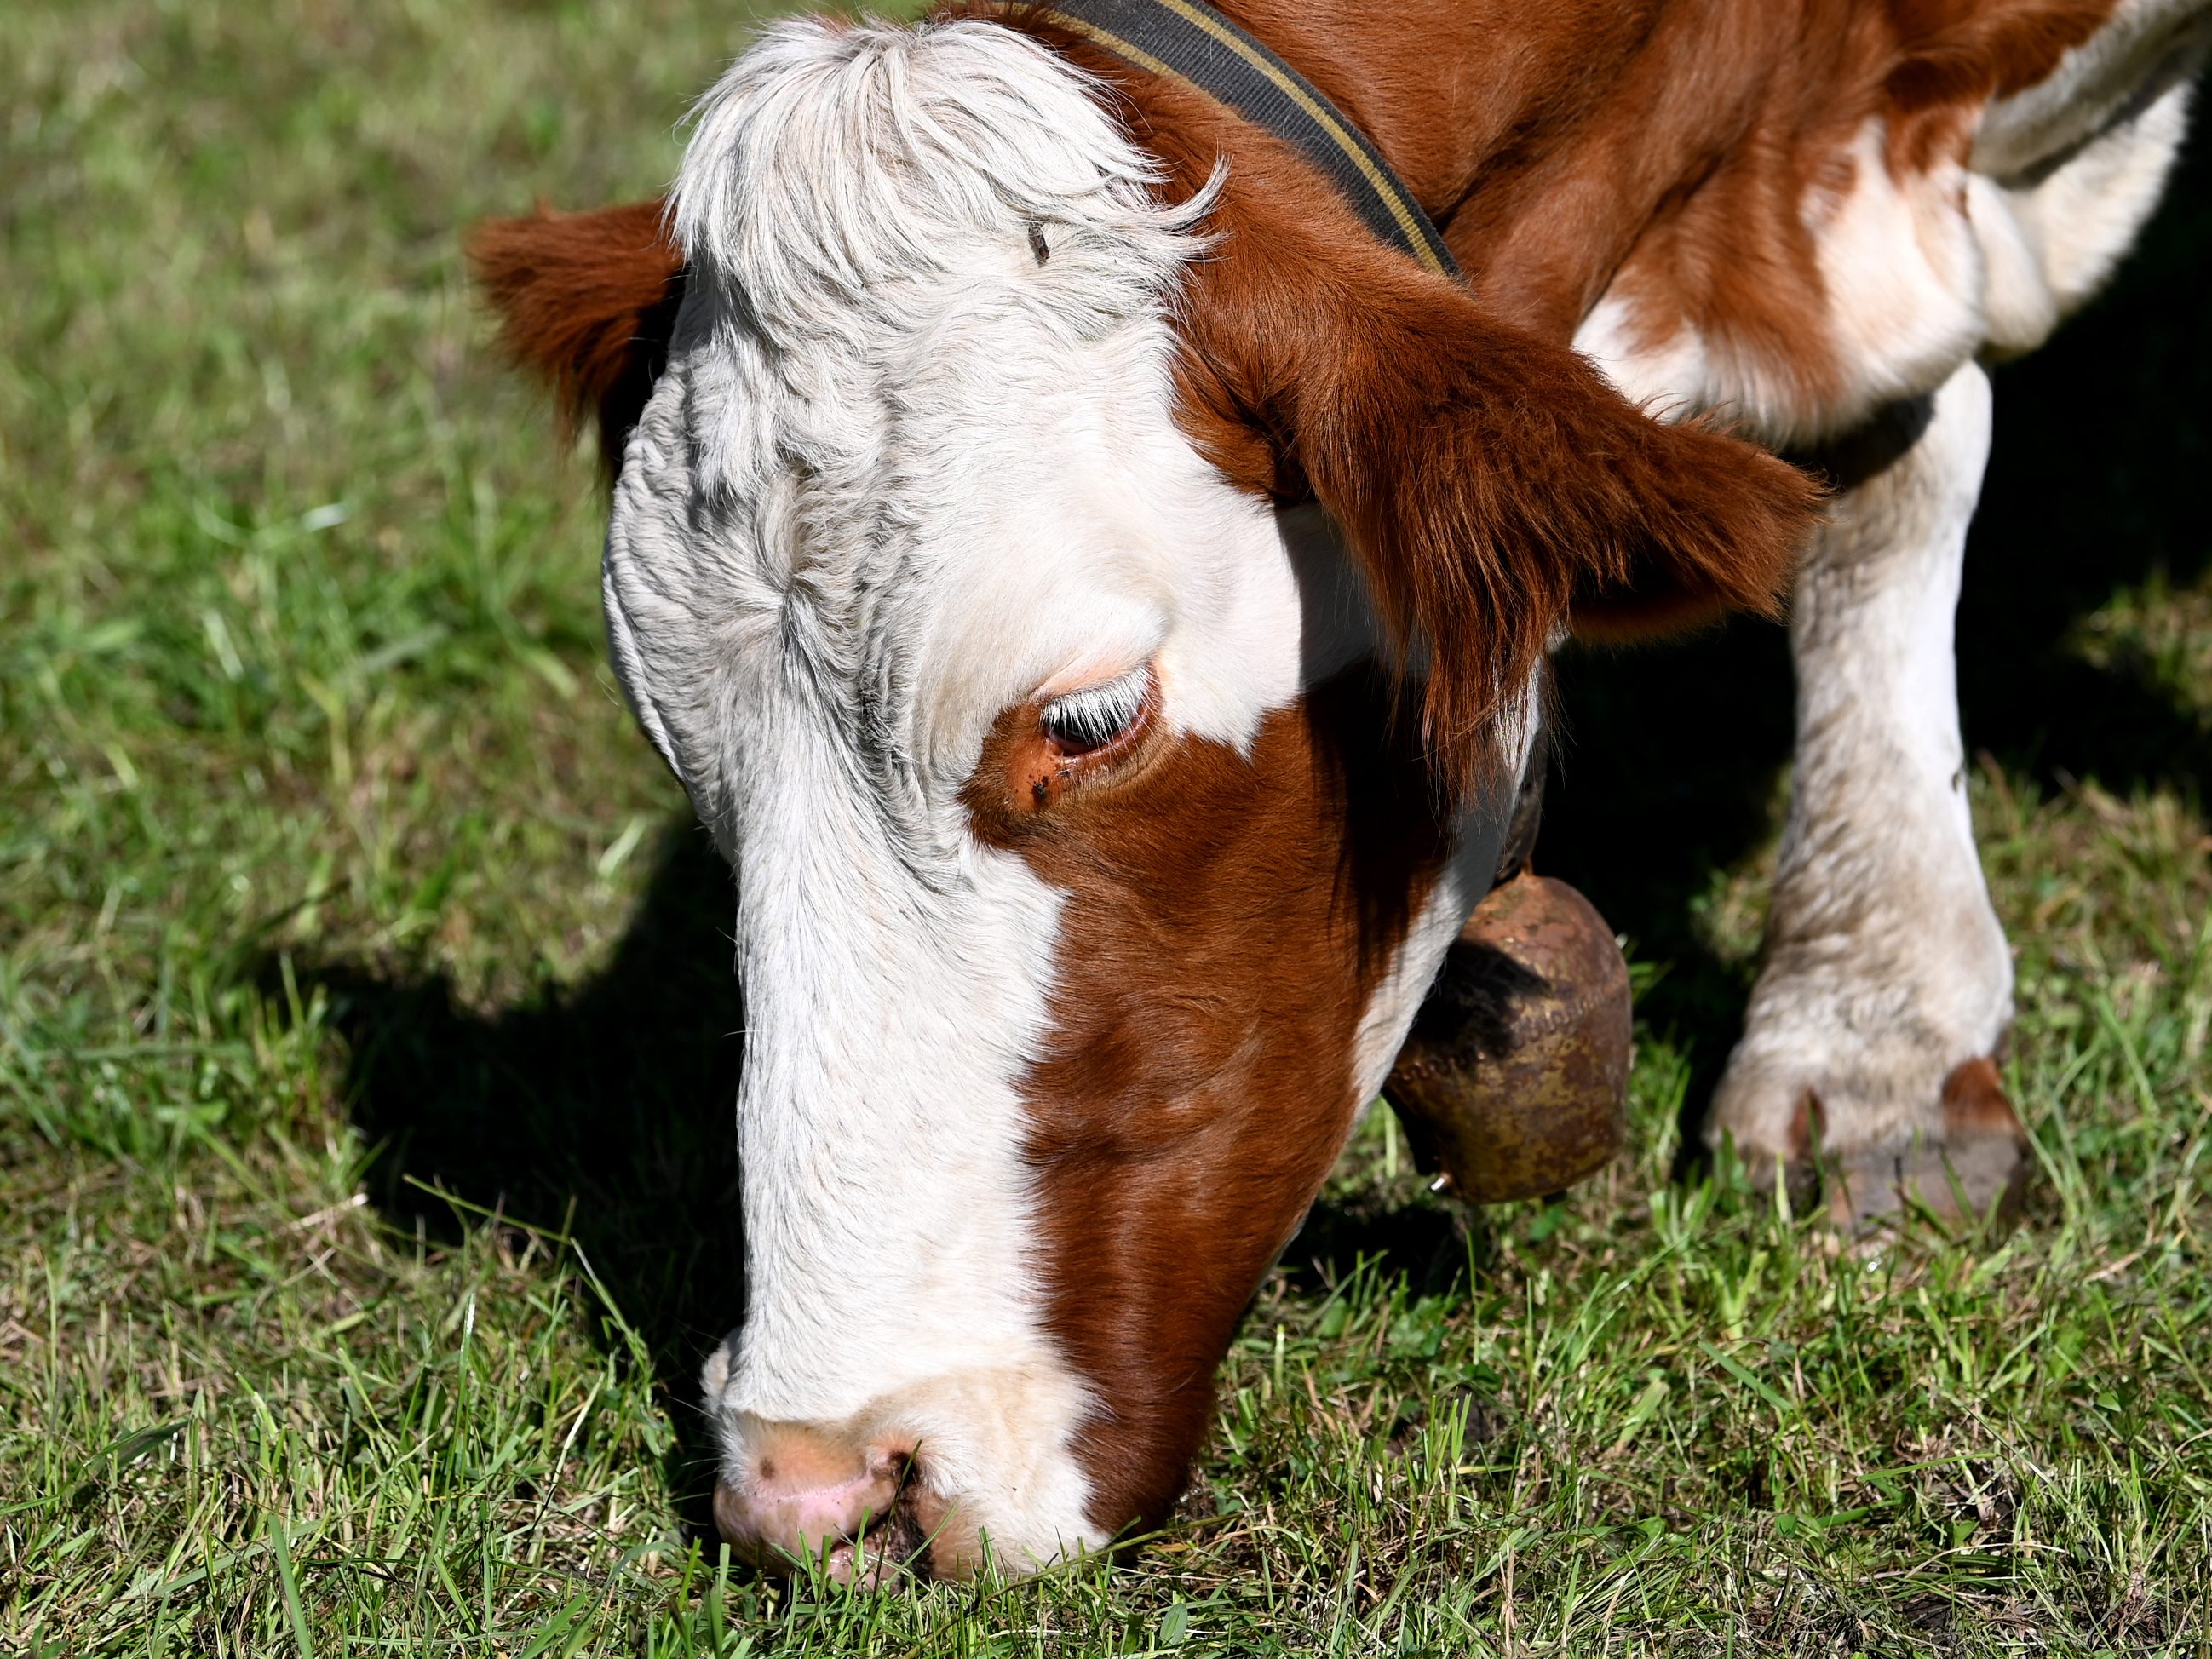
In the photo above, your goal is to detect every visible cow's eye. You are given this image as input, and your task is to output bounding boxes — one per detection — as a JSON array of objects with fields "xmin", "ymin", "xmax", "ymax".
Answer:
[{"xmin": 1039, "ymin": 664, "xmax": 1153, "ymax": 760}]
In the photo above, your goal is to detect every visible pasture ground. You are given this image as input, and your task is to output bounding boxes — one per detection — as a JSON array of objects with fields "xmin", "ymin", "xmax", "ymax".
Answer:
[{"xmin": 4, "ymin": 3, "xmax": 2209, "ymax": 1652}]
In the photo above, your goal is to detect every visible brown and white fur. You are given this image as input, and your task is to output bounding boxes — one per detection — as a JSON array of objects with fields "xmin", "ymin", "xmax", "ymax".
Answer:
[{"xmin": 472, "ymin": 0, "xmax": 2207, "ymax": 1581}]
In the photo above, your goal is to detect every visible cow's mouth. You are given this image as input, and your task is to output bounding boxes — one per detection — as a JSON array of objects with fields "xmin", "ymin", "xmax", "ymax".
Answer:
[
  {"xmin": 830, "ymin": 1468, "xmax": 937, "ymax": 1586},
  {"xmin": 718, "ymin": 1446, "xmax": 945, "ymax": 1587}
]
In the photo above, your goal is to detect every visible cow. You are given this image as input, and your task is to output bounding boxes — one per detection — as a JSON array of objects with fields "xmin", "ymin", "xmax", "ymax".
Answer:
[{"xmin": 470, "ymin": 0, "xmax": 2210, "ymax": 1584}]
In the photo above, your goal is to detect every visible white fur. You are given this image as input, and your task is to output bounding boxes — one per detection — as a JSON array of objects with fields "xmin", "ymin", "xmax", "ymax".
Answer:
[
  {"xmin": 1573, "ymin": 108, "xmax": 1995, "ymax": 447},
  {"xmin": 607, "ymin": 17, "xmax": 1324, "ymax": 1570},
  {"xmin": 1802, "ymin": 118, "xmax": 1988, "ymax": 437},
  {"xmin": 1571, "ymin": 290, "xmax": 1710, "ymax": 427},
  {"xmin": 1707, "ymin": 364, "xmax": 2014, "ymax": 1158},
  {"xmin": 1973, "ymin": 45, "xmax": 2203, "ymax": 355}
]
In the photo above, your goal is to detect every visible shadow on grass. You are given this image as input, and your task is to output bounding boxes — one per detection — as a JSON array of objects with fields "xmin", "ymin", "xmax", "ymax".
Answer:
[
  {"xmin": 286, "ymin": 824, "xmax": 745, "ymax": 1531},
  {"xmin": 1285, "ymin": 1190, "xmax": 1484, "ymax": 1303}
]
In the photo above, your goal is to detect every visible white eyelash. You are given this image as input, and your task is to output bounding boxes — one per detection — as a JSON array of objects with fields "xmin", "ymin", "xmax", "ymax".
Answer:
[{"xmin": 1040, "ymin": 664, "xmax": 1150, "ymax": 749}]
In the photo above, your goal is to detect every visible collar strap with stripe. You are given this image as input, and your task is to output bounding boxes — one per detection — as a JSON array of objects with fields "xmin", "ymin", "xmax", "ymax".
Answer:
[{"xmin": 1019, "ymin": 0, "xmax": 1462, "ymax": 282}]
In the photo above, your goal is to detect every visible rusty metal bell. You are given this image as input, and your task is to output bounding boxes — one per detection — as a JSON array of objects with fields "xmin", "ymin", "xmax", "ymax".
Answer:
[{"xmin": 1385, "ymin": 873, "xmax": 1632, "ymax": 1203}]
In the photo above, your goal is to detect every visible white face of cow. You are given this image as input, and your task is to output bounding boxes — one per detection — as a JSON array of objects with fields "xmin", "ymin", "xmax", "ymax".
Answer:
[{"xmin": 602, "ymin": 18, "xmax": 1512, "ymax": 1579}]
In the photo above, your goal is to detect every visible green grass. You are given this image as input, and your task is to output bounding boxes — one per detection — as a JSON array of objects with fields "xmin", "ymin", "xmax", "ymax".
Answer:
[{"xmin": 3, "ymin": 3, "xmax": 2209, "ymax": 1651}]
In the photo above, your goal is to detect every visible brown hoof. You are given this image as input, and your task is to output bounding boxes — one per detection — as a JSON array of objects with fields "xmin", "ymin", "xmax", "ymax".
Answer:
[
  {"xmin": 1818, "ymin": 1058, "xmax": 2031, "ymax": 1232},
  {"xmin": 1386, "ymin": 874, "xmax": 1632, "ymax": 1203}
]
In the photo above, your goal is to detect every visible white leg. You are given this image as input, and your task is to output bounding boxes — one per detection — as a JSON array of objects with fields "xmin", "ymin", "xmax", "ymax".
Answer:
[{"xmin": 1708, "ymin": 361, "xmax": 2026, "ymax": 1226}]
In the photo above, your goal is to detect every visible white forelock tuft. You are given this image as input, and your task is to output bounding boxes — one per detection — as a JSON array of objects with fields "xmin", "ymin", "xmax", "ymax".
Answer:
[{"xmin": 672, "ymin": 17, "xmax": 1209, "ymax": 333}]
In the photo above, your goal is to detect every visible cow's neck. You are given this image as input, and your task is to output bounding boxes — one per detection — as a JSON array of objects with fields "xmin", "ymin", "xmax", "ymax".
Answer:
[
  {"xmin": 1176, "ymin": 0, "xmax": 1795, "ymax": 339},
  {"xmin": 1001, "ymin": 0, "xmax": 2123, "ymax": 361}
]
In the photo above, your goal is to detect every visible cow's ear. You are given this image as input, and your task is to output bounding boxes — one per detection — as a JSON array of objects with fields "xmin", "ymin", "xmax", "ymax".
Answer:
[
  {"xmin": 1168, "ymin": 150, "xmax": 1820, "ymax": 799},
  {"xmin": 1281, "ymin": 288, "xmax": 1822, "ymax": 731},
  {"xmin": 468, "ymin": 198, "xmax": 685, "ymax": 476}
]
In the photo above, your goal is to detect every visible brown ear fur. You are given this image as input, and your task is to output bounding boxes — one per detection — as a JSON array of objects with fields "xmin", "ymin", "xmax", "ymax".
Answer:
[
  {"xmin": 1026, "ymin": 32, "xmax": 1821, "ymax": 797},
  {"xmin": 467, "ymin": 199, "xmax": 686, "ymax": 475}
]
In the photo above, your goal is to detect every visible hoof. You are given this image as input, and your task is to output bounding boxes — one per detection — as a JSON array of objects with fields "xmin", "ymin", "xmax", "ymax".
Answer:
[
  {"xmin": 1387, "ymin": 874, "xmax": 1632, "ymax": 1203},
  {"xmin": 1812, "ymin": 1058, "xmax": 2030, "ymax": 1232}
]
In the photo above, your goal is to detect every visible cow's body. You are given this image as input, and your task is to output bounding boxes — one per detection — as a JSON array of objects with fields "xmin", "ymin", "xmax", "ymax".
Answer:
[
  {"xmin": 1224, "ymin": 0, "xmax": 2203, "ymax": 440},
  {"xmin": 1322, "ymin": 0, "xmax": 2206, "ymax": 1187},
  {"xmin": 473, "ymin": 0, "xmax": 2208, "ymax": 1582}
]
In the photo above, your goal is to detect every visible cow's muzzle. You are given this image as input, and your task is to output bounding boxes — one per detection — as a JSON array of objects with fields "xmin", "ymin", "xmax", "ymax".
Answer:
[{"xmin": 712, "ymin": 1423, "xmax": 946, "ymax": 1584}]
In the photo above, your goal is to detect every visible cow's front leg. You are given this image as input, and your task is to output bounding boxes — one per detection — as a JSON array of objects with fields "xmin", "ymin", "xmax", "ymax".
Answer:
[{"xmin": 1708, "ymin": 363, "xmax": 2027, "ymax": 1228}]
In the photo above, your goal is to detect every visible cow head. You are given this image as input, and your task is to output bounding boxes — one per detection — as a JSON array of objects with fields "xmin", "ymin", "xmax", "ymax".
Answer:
[{"xmin": 473, "ymin": 16, "xmax": 1815, "ymax": 1582}]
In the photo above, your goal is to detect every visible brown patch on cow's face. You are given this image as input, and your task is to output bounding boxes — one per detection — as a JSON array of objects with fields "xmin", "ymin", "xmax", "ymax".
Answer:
[
  {"xmin": 962, "ymin": 669, "xmax": 1455, "ymax": 1536},
  {"xmin": 976, "ymin": 667, "xmax": 1168, "ymax": 821}
]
